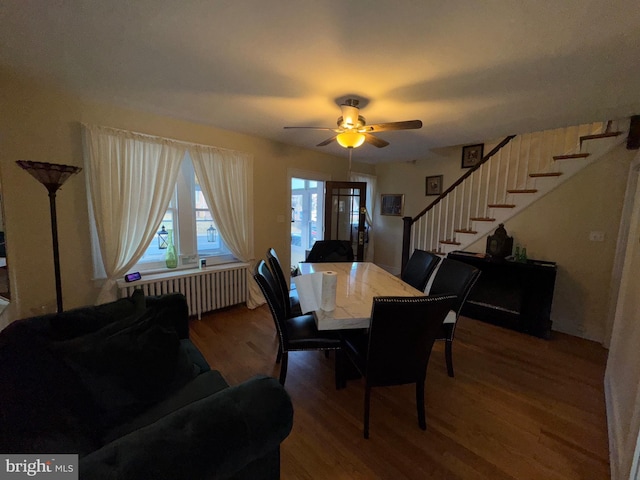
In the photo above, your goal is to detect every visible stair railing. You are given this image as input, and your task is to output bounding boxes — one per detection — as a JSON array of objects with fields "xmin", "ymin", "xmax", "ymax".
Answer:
[
  {"xmin": 400, "ymin": 121, "xmax": 614, "ymax": 272},
  {"xmin": 401, "ymin": 135, "xmax": 515, "ymax": 270}
]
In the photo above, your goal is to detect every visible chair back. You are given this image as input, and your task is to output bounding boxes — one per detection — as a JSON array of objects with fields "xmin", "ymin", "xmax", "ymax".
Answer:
[
  {"xmin": 253, "ymin": 260, "xmax": 289, "ymax": 344},
  {"xmin": 429, "ymin": 258, "xmax": 481, "ymax": 315},
  {"xmin": 401, "ymin": 249, "xmax": 441, "ymax": 292},
  {"xmin": 305, "ymin": 240, "xmax": 354, "ymax": 263},
  {"xmin": 266, "ymin": 248, "xmax": 290, "ymax": 314},
  {"xmin": 366, "ymin": 294, "xmax": 456, "ymax": 387}
]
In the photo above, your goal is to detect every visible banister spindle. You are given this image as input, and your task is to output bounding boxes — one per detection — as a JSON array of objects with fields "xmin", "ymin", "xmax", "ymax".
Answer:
[
  {"xmin": 483, "ymin": 161, "xmax": 490, "ymax": 218},
  {"xmin": 513, "ymin": 135, "xmax": 521, "ymax": 190}
]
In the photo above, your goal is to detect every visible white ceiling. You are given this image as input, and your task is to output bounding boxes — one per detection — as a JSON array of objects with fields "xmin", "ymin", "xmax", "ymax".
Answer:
[{"xmin": 2, "ymin": 0, "xmax": 639, "ymax": 164}]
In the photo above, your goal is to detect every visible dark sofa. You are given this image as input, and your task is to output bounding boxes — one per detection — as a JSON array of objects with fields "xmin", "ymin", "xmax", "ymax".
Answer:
[{"xmin": 0, "ymin": 291, "xmax": 293, "ymax": 479}]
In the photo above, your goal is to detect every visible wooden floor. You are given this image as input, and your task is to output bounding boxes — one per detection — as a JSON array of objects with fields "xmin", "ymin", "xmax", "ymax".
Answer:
[{"xmin": 190, "ymin": 305, "xmax": 610, "ymax": 480}]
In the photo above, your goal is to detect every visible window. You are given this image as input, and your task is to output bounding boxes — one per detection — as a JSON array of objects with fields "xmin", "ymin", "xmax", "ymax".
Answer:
[{"xmin": 136, "ymin": 154, "xmax": 234, "ymax": 271}]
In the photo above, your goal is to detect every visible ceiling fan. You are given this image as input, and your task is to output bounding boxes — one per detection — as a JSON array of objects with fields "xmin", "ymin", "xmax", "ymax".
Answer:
[{"xmin": 283, "ymin": 98, "xmax": 422, "ymax": 149}]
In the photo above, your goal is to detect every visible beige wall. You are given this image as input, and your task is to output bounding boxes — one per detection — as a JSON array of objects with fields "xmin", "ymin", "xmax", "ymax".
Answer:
[
  {"xmin": 374, "ymin": 138, "xmax": 634, "ymax": 342},
  {"xmin": 373, "ymin": 140, "xmax": 502, "ymax": 271},
  {"xmin": 0, "ymin": 69, "xmax": 351, "ymax": 325}
]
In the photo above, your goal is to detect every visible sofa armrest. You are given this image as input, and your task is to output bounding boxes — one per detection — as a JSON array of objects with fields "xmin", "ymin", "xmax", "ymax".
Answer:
[{"xmin": 79, "ymin": 375, "xmax": 293, "ymax": 480}]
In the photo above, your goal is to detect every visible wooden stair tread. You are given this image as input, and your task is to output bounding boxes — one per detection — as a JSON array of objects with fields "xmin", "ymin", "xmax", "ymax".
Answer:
[
  {"xmin": 553, "ymin": 153, "xmax": 590, "ymax": 160},
  {"xmin": 454, "ymin": 229, "xmax": 478, "ymax": 234},
  {"xmin": 469, "ymin": 217, "xmax": 496, "ymax": 222},
  {"xmin": 580, "ymin": 131, "xmax": 622, "ymax": 142},
  {"xmin": 529, "ymin": 172, "xmax": 562, "ymax": 178},
  {"xmin": 440, "ymin": 240, "xmax": 461, "ymax": 245},
  {"xmin": 507, "ymin": 189, "xmax": 538, "ymax": 194},
  {"xmin": 488, "ymin": 204, "xmax": 516, "ymax": 208}
]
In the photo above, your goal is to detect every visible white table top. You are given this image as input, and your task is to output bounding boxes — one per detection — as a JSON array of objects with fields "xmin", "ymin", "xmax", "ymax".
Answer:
[{"xmin": 296, "ymin": 262, "xmax": 424, "ymax": 330}]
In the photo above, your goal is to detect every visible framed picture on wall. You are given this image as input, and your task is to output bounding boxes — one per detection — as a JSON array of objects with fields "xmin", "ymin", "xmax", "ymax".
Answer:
[
  {"xmin": 461, "ymin": 143, "xmax": 484, "ymax": 168},
  {"xmin": 426, "ymin": 175, "xmax": 443, "ymax": 196},
  {"xmin": 380, "ymin": 194, "xmax": 404, "ymax": 216}
]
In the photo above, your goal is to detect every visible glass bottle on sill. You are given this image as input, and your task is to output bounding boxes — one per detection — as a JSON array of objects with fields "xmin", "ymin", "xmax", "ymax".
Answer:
[{"xmin": 165, "ymin": 229, "xmax": 178, "ymax": 269}]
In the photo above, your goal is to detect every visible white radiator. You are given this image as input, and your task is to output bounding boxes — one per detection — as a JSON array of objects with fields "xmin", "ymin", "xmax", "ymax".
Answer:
[{"xmin": 117, "ymin": 263, "xmax": 249, "ymax": 319}]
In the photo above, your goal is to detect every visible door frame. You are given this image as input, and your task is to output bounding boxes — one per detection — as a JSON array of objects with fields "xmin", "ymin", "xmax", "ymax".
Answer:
[
  {"xmin": 324, "ymin": 181, "xmax": 367, "ymax": 261},
  {"xmin": 288, "ymin": 169, "xmax": 331, "ymax": 265}
]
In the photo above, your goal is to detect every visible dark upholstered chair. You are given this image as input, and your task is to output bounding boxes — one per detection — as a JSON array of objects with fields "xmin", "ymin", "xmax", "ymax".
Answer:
[
  {"xmin": 343, "ymin": 294, "xmax": 456, "ymax": 438},
  {"xmin": 305, "ymin": 240, "xmax": 354, "ymax": 263},
  {"xmin": 266, "ymin": 248, "xmax": 302, "ymax": 317},
  {"xmin": 254, "ymin": 260, "xmax": 343, "ymax": 387},
  {"xmin": 401, "ymin": 249, "xmax": 442, "ymax": 292},
  {"xmin": 428, "ymin": 258, "xmax": 481, "ymax": 377}
]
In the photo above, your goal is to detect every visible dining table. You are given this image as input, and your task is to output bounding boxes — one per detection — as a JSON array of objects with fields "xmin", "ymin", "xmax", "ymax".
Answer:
[{"xmin": 294, "ymin": 262, "xmax": 424, "ymax": 331}]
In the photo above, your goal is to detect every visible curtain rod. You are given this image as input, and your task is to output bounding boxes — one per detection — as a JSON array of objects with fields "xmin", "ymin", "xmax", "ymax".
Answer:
[{"xmin": 80, "ymin": 123, "xmax": 252, "ymax": 157}]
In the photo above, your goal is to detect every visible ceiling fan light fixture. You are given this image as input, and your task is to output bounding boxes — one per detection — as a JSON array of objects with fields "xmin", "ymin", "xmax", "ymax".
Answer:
[{"xmin": 337, "ymin": 131, "xmax": 365, "ymax": 149}]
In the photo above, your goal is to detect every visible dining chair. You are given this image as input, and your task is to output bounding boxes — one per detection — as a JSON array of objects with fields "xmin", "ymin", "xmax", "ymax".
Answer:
[
  {"xmin": 304, "ymin": 240, "xmax": 354, "ymax": 263},
  {"xmin": 343, "ymin": 294, "xmax": 457, "ymax": 438},
  {"xmin": 401, "ymin": 249, "xmax": 442, "ymax": 292},
  {"xmin": 266, "ymin": 247, "xmax": 303, "ymax": 317},
  {"xmin": 427, "ymin": 258, "xmax": 481, "ymax": 377},
  {"xmin": 253, "ymin": 260, "xmax": 344, "ymax": 387}
]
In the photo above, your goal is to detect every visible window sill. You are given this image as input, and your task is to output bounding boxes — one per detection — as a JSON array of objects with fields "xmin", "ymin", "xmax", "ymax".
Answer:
[{"xmin": 117, "ymin": 261, "xmax": 250, "ymax": 288}]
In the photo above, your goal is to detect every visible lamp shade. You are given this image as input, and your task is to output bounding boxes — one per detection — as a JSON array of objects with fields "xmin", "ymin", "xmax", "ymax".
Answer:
[{"xmin": 337, "ymin": 131, "xmax": 366, "ymax": 149}]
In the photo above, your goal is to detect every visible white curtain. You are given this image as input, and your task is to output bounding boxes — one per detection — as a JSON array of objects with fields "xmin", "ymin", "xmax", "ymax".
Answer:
[
  {"xmin": 189, "ymin": 145, "xmax": 261, "ymax": 308},
  {"xmin": 350, "ymin": 172, "xmax": 377, "ymax": 262},
  {"xmin": 82, "ymin": 124, "xmax": 186, "ymax": 303}
]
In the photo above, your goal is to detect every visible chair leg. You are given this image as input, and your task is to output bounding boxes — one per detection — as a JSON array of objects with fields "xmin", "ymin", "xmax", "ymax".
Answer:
[
  {"xmin": 445, "ymin": 339, "xmax": 454, "ymax": 377},
  {"xmin": 276, "ymin": 348, "xmax": 282, "ymax": 364},
  {"xmin": 334, "ymin": 349, "xmax": 346, "ymax": 390},
  {"xmin": 416, "ymin": 379, "xmax": 426, "ymax": 430},
  {"xmin": 364, "ymin": 385, "xmax": 371, "ymax": 439},
  {"xmin": 279, "ymin": 352, "xmax": 289, "ymax": 385}
]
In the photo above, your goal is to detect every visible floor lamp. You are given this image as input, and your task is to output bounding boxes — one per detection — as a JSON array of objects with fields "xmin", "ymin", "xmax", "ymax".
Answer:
[{"xmin": 16, "ymin": 160, "xmax": 82, "ymax": 313}]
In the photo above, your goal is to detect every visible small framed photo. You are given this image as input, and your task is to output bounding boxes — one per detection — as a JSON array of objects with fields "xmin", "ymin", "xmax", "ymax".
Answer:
[
  {"xmin": 426, "ymin": 175, "xmax": 443, "ymax": 196},
  {"xmin": 461, "ymin": 143, "xmax": 484, "ymax": 168},
  {"xmin": 380, "ymin": 194, "xmax": 404, "ymax": 216}
]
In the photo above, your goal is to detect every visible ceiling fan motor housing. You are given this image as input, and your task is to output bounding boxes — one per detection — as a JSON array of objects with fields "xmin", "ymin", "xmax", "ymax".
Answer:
[{"xmin": 339, "ymin": 103, "xmax": 365, "ymax": 130}]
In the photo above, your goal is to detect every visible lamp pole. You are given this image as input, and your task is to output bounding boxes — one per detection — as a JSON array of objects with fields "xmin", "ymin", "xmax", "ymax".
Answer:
[
  {"xmin": 47, "ymin": 187, "xmax": 63, "ymax": 312},
  {"xmin": 16, "ymin": 160, "xmax": 81, "ymax": 313}
]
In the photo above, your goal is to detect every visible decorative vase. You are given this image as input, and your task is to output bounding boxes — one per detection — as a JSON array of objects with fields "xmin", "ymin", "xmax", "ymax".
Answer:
[{"xmin": 165, "ymin": 229, "xmax": 178, "ymax": 269}]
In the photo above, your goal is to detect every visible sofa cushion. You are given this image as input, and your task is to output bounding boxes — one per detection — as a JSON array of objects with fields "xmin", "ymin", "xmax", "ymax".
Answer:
[
  {"xmin": 53, "ymin": 288, "xmax": 146, "ymax": 337},
  {"xmin": 54, "ymin": 302, "xmax": 197, "ymax": 430},
  {"xmin": 0, "ymin": 327, "xmax": 101, "ymax": 455},
  {"xmin": 103, "ymin": 369, "xmax": 229, "ymax": 443}
]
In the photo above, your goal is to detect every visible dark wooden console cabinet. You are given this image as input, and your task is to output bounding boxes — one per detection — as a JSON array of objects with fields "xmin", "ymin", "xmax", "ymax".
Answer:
[{"xmin": 448, "ymin": 251, "xmax": 557, "ymax": 339}]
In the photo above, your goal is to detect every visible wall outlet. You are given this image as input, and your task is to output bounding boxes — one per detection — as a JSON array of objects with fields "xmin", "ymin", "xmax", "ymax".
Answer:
[{"xmin": 589, "ymin": 231, "xmax": 605, "ymax": 242}]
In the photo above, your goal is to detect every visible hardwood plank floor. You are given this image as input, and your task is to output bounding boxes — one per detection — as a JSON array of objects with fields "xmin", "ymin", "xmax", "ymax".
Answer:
[{"xmin": 190, "ymin": 305, "xmax": 609, "ymax": 479}]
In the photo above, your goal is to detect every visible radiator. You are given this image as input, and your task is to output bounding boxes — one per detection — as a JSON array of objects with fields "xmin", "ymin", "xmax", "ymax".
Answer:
[{"xmin": 117, "ymin": 263, "xmax": 249, "ymax": 319}]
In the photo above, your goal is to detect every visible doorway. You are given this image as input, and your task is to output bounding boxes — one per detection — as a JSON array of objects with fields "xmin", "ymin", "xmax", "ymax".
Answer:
[
  {"xmin": 324, "ymin": 181, "xmax": 367, "ymax": 261},
  {"xmin": 291, "ymin": 177, "xmax": 324, "ymax": 267}
]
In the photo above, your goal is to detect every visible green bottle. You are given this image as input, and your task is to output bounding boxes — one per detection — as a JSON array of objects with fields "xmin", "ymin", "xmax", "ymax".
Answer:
[{"xmin": 165, "ymin": 229, "xmax": 178, "ymax": 269}]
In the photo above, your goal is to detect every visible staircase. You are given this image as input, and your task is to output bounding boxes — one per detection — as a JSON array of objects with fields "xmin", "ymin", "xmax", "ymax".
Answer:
[{"xmin": 402, "ymin": 119, "xmax": 629, "ymax": 264}]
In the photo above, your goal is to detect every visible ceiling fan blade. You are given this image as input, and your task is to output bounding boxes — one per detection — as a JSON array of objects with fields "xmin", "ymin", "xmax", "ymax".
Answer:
[
  {"xmin": 364, "ymin": 120, "xmax": 423, "ymax": 132},
  {"xmin": 364, "ymin": 133, "xmax": 389, "ymax": 148},
  {"xmin": 317, "ymin": 136, "xmax": 337, "ymax": 147},
  {"xmin": 283, "ymin": 126, "xmax": 336, "ymax": 131}
]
